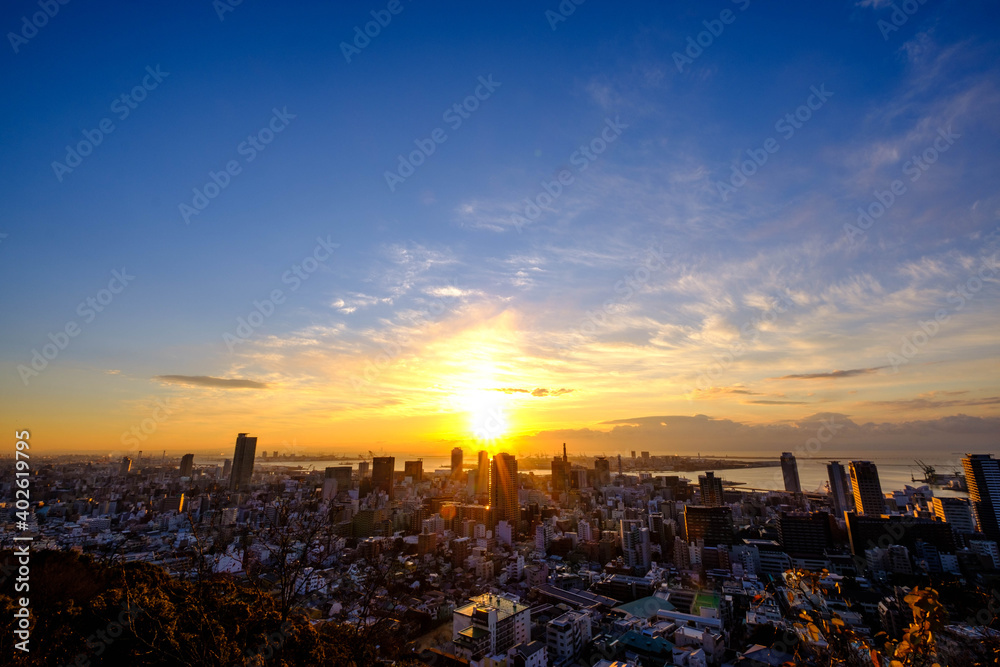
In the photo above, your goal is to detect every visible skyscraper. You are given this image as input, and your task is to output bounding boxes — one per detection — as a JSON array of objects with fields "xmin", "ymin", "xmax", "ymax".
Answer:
[
  {"xmin": 179, "ymin": 453, "xmax": 194, "ymax": 477},
  {"xmin": 451, "ymin": 447, "xmax": 464, "ymax": 480},
  {"xmin": 372, "ymin": 456, "xmax": 395, "ymax": 500},
  {"xmin": 476, "ymin": 450, "xmax": 490, "ymax": 494},
  {"xmin": 594, "ymin": 456, "xmax": 611, "ymax": 487},
  {"xmin": 963, "ymin": 454, "xmax": 1000, "ymax": 541},
  {"xmin": 325, "ymin": 466, "xmax": 353, "ymax": 492},
  {"xmin": 490, "ymin": 452, "xmax": 518, "ymax": 532},
  {"xmin": 404, "ymin": 460, "xmax": 423, "ymax": 482},
  {"xmin": 849, "ymin": 460, "xmax": 885, "ymax": 516},
  {"xmin": 119, "ymin": 456, "xmax": 132, "ymax": 476},
  {"xmin": 699, "ymin": 471, "xmax": 724, "ymax": 507},
  {"xmin": 780, "ymin": 452, "xmax": 802, "ymax": 493},
  {"xmin": 229, "ymin": 433, "xmax": 257, "ymax": 491},
  {"xmin": 827, "ymin": 461, "xmax": 851, "ymax": 514},
  {"xmin": 551, "ymin": 443, "xmax": 571, "ymax": 494}
]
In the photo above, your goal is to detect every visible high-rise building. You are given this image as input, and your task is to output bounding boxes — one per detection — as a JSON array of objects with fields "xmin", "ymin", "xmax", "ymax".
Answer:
[
  {"xmin": 778, "ymin": 511, "xmax": 833, "ymax": 556},
  {"xmin": 358, "ymin": 460, "xmax": 370, "ymax": 478},
  {"xmin": 621, "ymin": 519, "xmax": 652, "ymax": 570},
  {"xmin": 222, "ymin": 459, "xmax": 232, "ymax": 479},
  {"xmin": 849, "ymin": 460, "xmax": 885, "ymax": 516},
  {"xmin": 699, "ymin": 471, "xmax": 724, "ymax": 508},
  {"xmin": 179, "ymin": 453, "xmax": 194, "ymax": 477},
  {"xmin": 780, "ymin": 452, "xmax": 802, "ymax": 493},
  {"xmin": 963, "ymin": 454, "xmax": 1000, "ymax": 541},
  {"xmin": 490, "ymin": 453, "xmax": 519, "ymax": 532},
  {"xmin": 229, "ymin": 433, "xmax": 258, "ymax": 491},
  {"xmin": 931, "ymin": 496, "xmax": 976, "ymax": 535},
  {"xmin": 684, "ymin": 505, "xmax": 734, "ymax": 546},
  {"xmin": 594, "ymin": 457, "xmax": 611, "ymax": 487},
  {"xmin": 325, "ymin": 466, "xmax": 352, "ymax": 493},
  {"xmin": 827, "ymin": 461, "xmax": 851, "ymax": 514},
  {"xmin": 119, "ymin": 456, "xmax": 132, "ymax": 476},
  {"xmin": 451, "ymin": 447, "xmax": 464, "ymax": 480},
  {"xmin": 404, "ymin": 460, "xmax": 423, "ymax": 482},
  {"xmin": 476, "ymin": 450, "xmax": 489, "ymax": 494},
  {"xmin": 551, "ymin": 443, "xmax": 571, "ymax": 494},
  {"xmin": 371, "ymin": 456, "xmax": 395, "ymax": 500}
]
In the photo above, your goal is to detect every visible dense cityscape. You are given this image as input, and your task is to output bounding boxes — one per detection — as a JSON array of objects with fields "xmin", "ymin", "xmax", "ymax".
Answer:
[
  {"xmin": 4, "ymin": 2, "xmax": 1000, "ymax": 666},
  {"xmin": 3, "ymin": 438, "xmax": 1000, "ymax": 665}
]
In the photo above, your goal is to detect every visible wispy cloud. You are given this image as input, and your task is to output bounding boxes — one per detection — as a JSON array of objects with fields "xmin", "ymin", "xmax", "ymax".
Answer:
[
  {"xmin": 491, "ymin": 387, "xmax": 574, "ymax": 397},
  {"xmin": 773, "ymin": 367, "xmax": 888, "ymax": 380},
  {"xmin": 154, "ymin": 375, "xmax": 269, "ymax": 389}
]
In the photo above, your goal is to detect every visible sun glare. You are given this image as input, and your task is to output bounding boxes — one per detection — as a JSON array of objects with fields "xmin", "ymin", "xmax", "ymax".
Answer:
[{"xmin": 453, "ymin": 388, "xmax": 511, "ymax": 444}]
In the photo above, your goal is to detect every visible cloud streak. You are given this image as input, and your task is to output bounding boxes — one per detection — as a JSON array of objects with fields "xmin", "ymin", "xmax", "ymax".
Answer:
[{"xmin": 154, "ymin": 375, "xmax": 269, "ymax": 389}]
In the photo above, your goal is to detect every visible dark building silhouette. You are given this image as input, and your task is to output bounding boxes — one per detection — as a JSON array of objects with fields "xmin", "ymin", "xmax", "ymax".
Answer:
[
  {"xmin": 325, "ymin": 466, "xmax": 352, "ymax": 492},
  {"xmin": 780, "ymin": 452, "xmax": 802, "ymax": 493},
  {"xmin": 476, "ymin": 450, "xmax": 490, "ymax": 495},
  {"xmin": 404, "ymin": 460, "xmax": 423, "ymax": 482},
  {"xmin": 229, "ymin": 433, "xmax": 257, "ymax": 491},
  {"xmin": 594, "ymin": 456, "xmax": 611, "ymax": 487},
  {"xmin": 491, "ymin": 452, "xmax": 519, "ymax": 533},
  {"xmin": 179, "ymin": 453, "xmax": 194, "ymax": 477},
  {"xmin": 372, "ymin": 456, "xmax": 395, "ymax": 499},
  {"xmin": 827, "ymin": 461, "xmax": 851, "ymax": 514},
  {"xmin": 779, "ymin": 511, "xmax": 833, "ymax": 556},
  {"xmin": 698, "ymin": 471, "xmax": 724, "ymax": 508},
  {"xmin": 684, "ymin": 505, "xmax": 734, "ymax": 546},
  {"xmin": 551, "ymin": 443, "xmax": 571, "ymax": 494},
  {"xmin": 963, "ymin": 454, "xmax": 1000, "ymax": 541},
  {"xmin": 849, "ymin": 460, "xmax": 885, "ymax": 516},
  {"xmin": 451, "ymin": 447, "xmax": 463, "ymax": 480}
]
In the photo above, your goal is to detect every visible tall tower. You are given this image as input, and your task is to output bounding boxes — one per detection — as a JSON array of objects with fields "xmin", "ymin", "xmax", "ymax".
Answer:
[
  {"xmin": 963, "ymin": 454, "xmax": 1000, "ymax": 541},
  {"xmin": 780, "ymin": 452, "xmax": 802, "ymax": 493},
  {"xmin": 229, "ymin": 433, "xmax": 257, "ymax": 491},
  {"xmin": 179, "ymin": 453, "xmax": 194, "ymax": 477},
  {"xmin": 594, "ymin": 457, "xmax": 611, "ymax": 487},
  {"xmin": 827, "ymin": 461, "xmax": 851, "ymax": 514},
  {"xmin": 372, "ymin": 456, "xmax": 395, "ymax": 500},
  {"xmin": 699, "ymin": 471, "xmax": 724, "ymax": 507},
  {"xmin": 848, "ymin": 460, "xmax": 884, "ymax": 516},
  {"xmin": 476, "ymin": 450, "xmax": 490, "ymax": 495},
  {"xmin": 451, "ymin": 447, "xmax": 464, "ymax": 480},
  {"xmin": 490, "ymin": 453, "xmax": 519, "ymax": 533}
]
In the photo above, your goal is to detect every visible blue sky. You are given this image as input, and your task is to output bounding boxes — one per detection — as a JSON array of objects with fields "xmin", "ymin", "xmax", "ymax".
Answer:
[{"xmin": 1, "ymin": 0, "xmax": 998, "ymax": 456}]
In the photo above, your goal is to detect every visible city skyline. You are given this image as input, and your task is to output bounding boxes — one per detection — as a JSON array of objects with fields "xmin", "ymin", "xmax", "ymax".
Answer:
[{"xmin": 2, "ymin": 3, "xmax": 999, "ymax": 456}]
